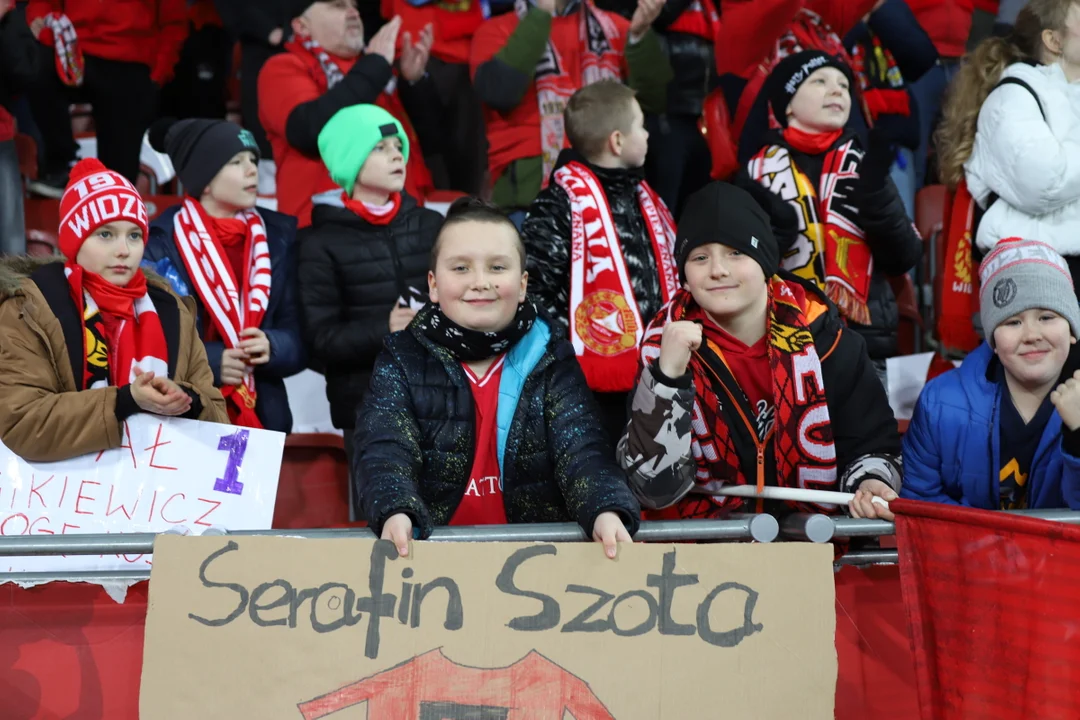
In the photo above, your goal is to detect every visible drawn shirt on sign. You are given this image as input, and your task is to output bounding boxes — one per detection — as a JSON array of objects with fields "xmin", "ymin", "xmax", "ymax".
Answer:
[{"xmin": 297, "ymin": 648, "xmax": 616, "ymax": 719}]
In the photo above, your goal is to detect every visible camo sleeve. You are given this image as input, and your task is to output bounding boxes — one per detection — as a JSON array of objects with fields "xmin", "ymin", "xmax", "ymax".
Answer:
[{"xmin": 617, "ymin": 362, "xmax": 698, "ymax": 510}]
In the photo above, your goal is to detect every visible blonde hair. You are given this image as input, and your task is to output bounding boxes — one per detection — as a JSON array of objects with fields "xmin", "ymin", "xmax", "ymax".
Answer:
[
  {"xmin": 564, "ymin": 80, "xmax": 638, "ymax": 161},
  {"xmin": 937, "ymin": 0, "xmax": 1075, "ymax": 189}
]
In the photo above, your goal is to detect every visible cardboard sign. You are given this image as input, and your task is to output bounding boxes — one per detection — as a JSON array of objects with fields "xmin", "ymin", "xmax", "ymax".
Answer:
[
  {"xmin": 140, "ymin": 536, "xmax": 837, "ymax": 718},
  {"xmin": 0, "ymin": 416, "xmax": 284, "ymax": 574}
]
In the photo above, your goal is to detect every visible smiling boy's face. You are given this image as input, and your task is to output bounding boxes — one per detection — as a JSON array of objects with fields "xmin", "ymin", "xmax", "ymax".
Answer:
[{"xmin": 787, "ymin": 66, "xmax": 852, "ymax": 133}]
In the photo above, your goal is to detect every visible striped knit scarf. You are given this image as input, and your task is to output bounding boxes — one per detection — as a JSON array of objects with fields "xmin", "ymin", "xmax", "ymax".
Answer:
[{"xmin": 172, "ymin": 198, "xmax": 271, "ymax": 428}]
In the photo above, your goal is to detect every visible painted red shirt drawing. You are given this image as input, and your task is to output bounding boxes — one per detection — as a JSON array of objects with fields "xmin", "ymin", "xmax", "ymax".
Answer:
[{"xmin": 297, "ymin": 648, "xmax": 616, "ymax": 719}]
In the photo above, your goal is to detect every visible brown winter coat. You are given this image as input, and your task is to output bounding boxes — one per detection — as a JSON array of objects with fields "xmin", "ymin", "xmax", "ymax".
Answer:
[{"xmin": 0, "ymin": 257, "xmax": 228, "ymax": 463}]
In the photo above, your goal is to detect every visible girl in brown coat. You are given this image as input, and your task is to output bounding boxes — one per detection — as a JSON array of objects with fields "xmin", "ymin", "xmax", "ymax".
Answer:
[{"xmin": 0, "ymin": 159, "xmax": 227, "ymax": 463}]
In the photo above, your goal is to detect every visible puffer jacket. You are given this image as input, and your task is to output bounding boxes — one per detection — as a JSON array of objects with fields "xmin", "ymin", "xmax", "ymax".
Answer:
[
  {"xmin": 297, "ymin": 191, "xmax": 443, "ymax": 429},
  {"xmin": 966, "ymin": 61, "xmax": 1080, "ymax": 259},
  {"xmin": 0, "ymin": 258, "xmax": 228, "ymax": 463},
  {"xmin": 145, "ymin": 205, "xmax": 306, "ymax": 434},
  {"xmin": 902, "ymin": 342, "xmax": 1080, "ymax": 509},
  {"xmin": 618, "ymin": 275, "xmax": 903, "ymax": 518},
  {"xmin": 654, "ymin": 0, "xmax": 716, "ymax": 118},
  {"xmin": 751, "ymin": 130, "xmax": 923, "ymax": 359},
  {"xmin": 522, "ymin": 149, "xmax": 668, "ymax": 338},
  {"xmin": 353, "ymin": 305, "xmax": 641, "ymax": 538}
]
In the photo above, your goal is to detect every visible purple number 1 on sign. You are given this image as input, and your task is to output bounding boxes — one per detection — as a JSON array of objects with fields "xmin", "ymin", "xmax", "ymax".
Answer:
[{"xmin": 214, "ymin": 430, "xmax": 249, "ymax": 495}]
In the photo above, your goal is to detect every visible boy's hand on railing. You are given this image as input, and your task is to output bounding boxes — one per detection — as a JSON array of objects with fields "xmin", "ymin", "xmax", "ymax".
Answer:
[
  {"xmin": 849, "ymin": 479, "xmax": 897, "ymax": 522},
  {"xmin": 592, "ymin": 512, "xmax": 632, "ymax": 559},
  {"xmin": 382, "ymin": 513, "xmax": 413, "ymax": 558}
]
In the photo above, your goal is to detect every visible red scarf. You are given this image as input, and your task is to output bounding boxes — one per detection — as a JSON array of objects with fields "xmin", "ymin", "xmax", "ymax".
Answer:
[
  {"xmin": 937, "ymin": 181, "xmax": 981, "ymax": 353},
  {"xmin": 284, "ymin": 37, "xmax": 433, "ymax": 200},
  {"xmin": 782, "ymin": 126, "xmax": 843, "ymax": 155},
  {"xmin": 749, "ymin": 133, "xmax": 874, "ymax": 325},
  {"xmin": 516, "ymin": 0, "xmax": 624, "ymax": 185},
  {"xmin": 65, "ymin": 263, "xmax": 169, "ymax": 390},
  {"xmin": 665, "ymin": 0, "xmax": 719, "ymax": 42},
  {"xmin": 40, "ymin": 13, "xmax": 84, "ymax": 87},
  {"xmin": 172, "ymin": 198, "xmax": 270, "ymax": 428},
  {"xmin": 342, "ymin": 192, "xmax": 401, "ymax": 226},
  {"xmin": 553, "ymin": 161, "xmax": 678, "ymax": 392},
  {"xmin": 849, "ymin": 33, "xmax": 911, "ymax": 121},
  {"xmin": 639, "ymin": 279, "xmax": 839, "ymax": 517}
]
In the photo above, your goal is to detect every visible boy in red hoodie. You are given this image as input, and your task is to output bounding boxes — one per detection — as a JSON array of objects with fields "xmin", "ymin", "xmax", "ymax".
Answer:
[{"xmin": 25, "ymin": 0, "xmax": 188, "ymax": 192}]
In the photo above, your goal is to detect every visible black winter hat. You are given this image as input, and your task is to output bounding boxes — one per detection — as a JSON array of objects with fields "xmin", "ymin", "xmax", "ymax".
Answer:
[
  {"xmin": 676, "ymin": 182, "xmax": 779, "ymax": 281},
  {"xmin": 284, "ymin": 0, "xmax": 320, "ymax": 20},
  {"xmin": 149, "ymin": 118, "xmax": 261, "ymax": 199},
  {"xmin": 766, "ymin": 50, "xmax": 855, "ymax": 128}
]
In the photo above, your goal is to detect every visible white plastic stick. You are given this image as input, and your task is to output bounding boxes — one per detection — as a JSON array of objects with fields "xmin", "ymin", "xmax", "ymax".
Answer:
[{"xmin": 712, "ymin": 485, "xmax": 889, "ymax": 507}]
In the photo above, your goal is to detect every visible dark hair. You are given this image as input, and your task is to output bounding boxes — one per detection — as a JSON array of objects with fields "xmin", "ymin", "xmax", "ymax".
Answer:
[{"xmin": 430, "ymin": 196, "xmax": 527, "ymax": 272}]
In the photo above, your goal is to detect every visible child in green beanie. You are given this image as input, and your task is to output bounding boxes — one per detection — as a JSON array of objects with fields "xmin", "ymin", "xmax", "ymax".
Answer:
[{"xmin": 298, "ymin": 104, "xmax": 443, "ymax": 517}]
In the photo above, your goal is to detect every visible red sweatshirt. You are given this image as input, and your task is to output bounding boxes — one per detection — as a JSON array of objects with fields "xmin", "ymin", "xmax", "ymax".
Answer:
[
  {"xmin": 905, "ymin": 0, "xmax": 975, "ymax": 59},
  {"xmin": 26, "ymin": 0, "xmax": 188, "ymax": 85},
  {"xmin": 383, "ymin": 0, "xmax": 485, "ymax": 65}
]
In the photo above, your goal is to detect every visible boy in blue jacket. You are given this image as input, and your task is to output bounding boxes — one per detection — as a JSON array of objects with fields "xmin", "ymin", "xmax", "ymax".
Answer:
[{"xmin": 903, "ymin": 238, "xmax": 1080, "ymax": 510}]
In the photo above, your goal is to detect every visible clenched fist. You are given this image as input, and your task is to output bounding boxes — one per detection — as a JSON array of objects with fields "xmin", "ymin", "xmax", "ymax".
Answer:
[
  {"xmin": 1051, "ymin": 370, "xmax": 1080, "ymax": 431},
  {"xmin": 657, "ymin": 320, "xmax": 702, "ymax": 379}
]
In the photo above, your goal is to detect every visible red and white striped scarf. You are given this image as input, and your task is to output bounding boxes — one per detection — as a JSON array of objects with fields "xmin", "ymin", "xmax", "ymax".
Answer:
[
  {"xmin": 40, "ymin": 13, "xmax": 84, "ymax": 87},
  {"xmin": 554, "ymin": 160, "xmax": 678, "ymax": 393},
  {"xmin": 172, "ymin": 198, "xmax": 271, "ymax": 428}
]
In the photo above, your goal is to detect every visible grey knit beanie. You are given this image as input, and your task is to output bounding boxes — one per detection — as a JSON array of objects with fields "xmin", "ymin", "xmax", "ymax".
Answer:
[{"xmin": 978, "ymin": 238, "xmax": 1080, "ymax": 345}]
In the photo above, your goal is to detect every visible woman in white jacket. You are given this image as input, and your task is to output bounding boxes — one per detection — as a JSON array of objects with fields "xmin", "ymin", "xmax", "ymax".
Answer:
[{"xmin": 938, "ymin": 0, "xmax": 1080, "ymax": 276}]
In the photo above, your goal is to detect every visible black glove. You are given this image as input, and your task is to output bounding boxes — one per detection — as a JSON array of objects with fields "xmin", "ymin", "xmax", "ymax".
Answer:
[
  {"xmin": 731, "ymin": 169, "xmax": 800, "ymax": 256},
  {"xmin": 857, "ymin": 128, "xmax": 896, "ymax": 196}
]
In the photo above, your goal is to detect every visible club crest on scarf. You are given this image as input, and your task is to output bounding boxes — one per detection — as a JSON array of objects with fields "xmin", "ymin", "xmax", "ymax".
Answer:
[
  {"xmin": 514, "ymin": 0, "xmax": 624, "ymax": 184},
  {"xmin": 555, "ymin": 161, "xmax": 678, "ymax": 392},
  {"xmin": 639, "ymin": 280, "xmax": 839, "ymax": 516},
  {"xmin": 173, "ymin": 199, "xmax": 271, "ymax": 428},
  {"xmin": 748, "ymin": 142, "xmax": 874, "ymax": 326}
]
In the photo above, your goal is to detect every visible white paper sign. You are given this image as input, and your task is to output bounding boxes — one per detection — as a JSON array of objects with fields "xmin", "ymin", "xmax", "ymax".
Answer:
[{"xmin": 0, "ymin": 416, "xmax": 284, "ymax": 574}]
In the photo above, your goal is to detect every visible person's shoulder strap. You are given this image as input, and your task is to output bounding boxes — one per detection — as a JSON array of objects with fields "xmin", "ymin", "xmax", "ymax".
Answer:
[{"xmin": 992, "ymin": 76, "xmax": 1047, "ymax": 121}]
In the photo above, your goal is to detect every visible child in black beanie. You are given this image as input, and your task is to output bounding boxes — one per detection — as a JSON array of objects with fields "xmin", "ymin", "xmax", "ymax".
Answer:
[
  {"xmin": 749, "ymin": 50, "xmax": 921, "ymax": 385},
  {"xmin": 144, "ymin": 117, "xmax": 306, "ymax": 433}
]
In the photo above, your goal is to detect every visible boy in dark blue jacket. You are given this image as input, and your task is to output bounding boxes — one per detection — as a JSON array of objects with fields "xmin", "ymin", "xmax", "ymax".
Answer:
[{"xmin": 144, "ymin": 117, "xmax": 305, "ymax": 433}]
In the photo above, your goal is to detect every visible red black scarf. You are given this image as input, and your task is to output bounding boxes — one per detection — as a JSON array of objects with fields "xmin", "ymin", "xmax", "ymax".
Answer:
[
  {"xmin": 284, "ymin": 37, "xmax": 433, "ymax": 199},
  {"xmin": 640, "ymin": 278, "xmax": 839, "ymax": 516},
  {"xmin": 515, "ymin": 0, "xmax": 624, "ymax": 185},
  {"xmin": 938, "ymin": 180, "xmax": 981, "ymax": 354},
  {"xmin": 849, "ymin": 33, "xmax": 911, "ymax": 121},
  {"xmin": 65, "ymin": 263, "xmax": 169, "ymax": 390},
  {"xmin": 749, "ymin": 131, "xmax": 874, "ymax": 325},
  {"xmin": 173, "ymin": 198, "xmax": 270, "ymax": 428},
  {"xmin": 40, "ymin": 13, "xmax": 84, "ymax": 87},
  {"xmin": 665, "ymin": 0, "xmax": 719, "ymax": 42}
]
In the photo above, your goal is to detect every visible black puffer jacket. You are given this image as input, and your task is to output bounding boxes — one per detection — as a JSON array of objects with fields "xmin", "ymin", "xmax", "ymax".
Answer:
[
  {"xmin": 522, "ymin": 149, "xmax": 665, "ymax": 337},
  {"xmin": 297, "ymin": 192, "xmax": 442, "ymax": 429},
  {"xmin": 654, "ymin": 0, "xmax": 715, "ymax": 118},
  {"xmin": 353, "ymin": 306, "xmax": 641, "ymax": 538}
]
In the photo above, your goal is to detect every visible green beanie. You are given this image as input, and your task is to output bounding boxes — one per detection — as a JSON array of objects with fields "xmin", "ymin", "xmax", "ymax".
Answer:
[{"xmin": 317, "ymin": 104, "xmax": 410, "ymax": 195}]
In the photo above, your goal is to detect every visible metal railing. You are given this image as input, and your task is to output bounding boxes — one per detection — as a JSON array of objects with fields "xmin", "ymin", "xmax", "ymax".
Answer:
[{"xmin": 3, "ymin": 509, "xmax": 1080, "ymax": 585}]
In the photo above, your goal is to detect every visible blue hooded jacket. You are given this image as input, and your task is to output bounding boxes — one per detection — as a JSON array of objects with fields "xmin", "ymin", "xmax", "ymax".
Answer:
[{"xmin": 902, "ymin": 342, "xmax": 1080, "ymax": 509}]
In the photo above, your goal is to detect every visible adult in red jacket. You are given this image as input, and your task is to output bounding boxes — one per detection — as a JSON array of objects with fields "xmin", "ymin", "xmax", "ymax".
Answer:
[
  {"xmin": 24, "ymin": 0, "xmax": 187, "ymax": 193},
  {"xmin": 258, "ymin": 0, "xmax": 441, "ymax": 228}
]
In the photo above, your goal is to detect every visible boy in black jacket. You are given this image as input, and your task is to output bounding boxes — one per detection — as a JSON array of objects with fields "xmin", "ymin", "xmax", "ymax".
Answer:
[
  {"xmin": 522, "ymin": 79, "xmax": 679, "ymax": 443},
  {"xmin": 355, "ymin": 197, "xmax": 639, "ymax": 558},
  {"xmin": 298, "ymin": 103, "xmax": 442, "ymax": 514},
  {"xmin": 618, "ymin": 182, "xmax": 902, "ymax": 522},
  {"xmin": 748, "ymin": 50, "xmax": 922, "ymax": 385}
]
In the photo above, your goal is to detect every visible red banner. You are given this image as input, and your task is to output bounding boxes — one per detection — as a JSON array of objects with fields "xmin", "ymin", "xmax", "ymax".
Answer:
[{"xmin": 893, "ymin": 498, "xmax": 1080, "ymax": 720}]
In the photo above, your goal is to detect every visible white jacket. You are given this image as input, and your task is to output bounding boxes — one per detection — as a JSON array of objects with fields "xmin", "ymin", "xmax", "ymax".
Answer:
[{"xmin": 965, "ymin": 62, "xmax": 1080, "ymax": 256}]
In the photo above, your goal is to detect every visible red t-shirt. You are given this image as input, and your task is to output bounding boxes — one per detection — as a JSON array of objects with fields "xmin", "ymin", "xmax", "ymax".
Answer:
[
  {"xmin": 703, "ymin": 319, "xmax": 775, "ymax": 441},
  {"xmin": 450, "ymin": 356, "xmax": 509, "ymax": 526}
]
